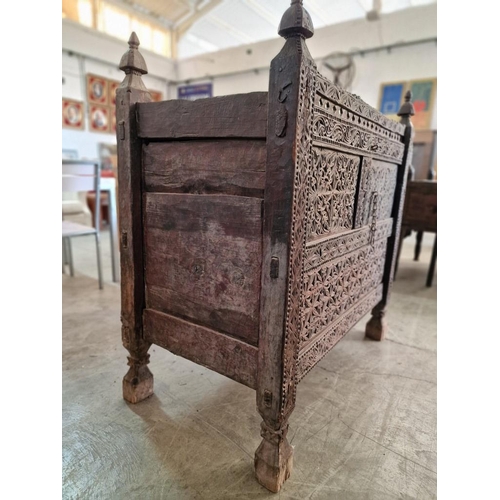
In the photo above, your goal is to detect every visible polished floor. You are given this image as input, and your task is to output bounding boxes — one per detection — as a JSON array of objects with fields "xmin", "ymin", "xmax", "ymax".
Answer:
[{"xmin": 62, "ymin": 229, "xmax": 437, "ymax": 499}]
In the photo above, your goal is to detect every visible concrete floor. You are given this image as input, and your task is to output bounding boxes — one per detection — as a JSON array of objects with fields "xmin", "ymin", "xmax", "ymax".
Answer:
[{"xmin": 63, "ymin": 229, "xmax": 436, "ymax": 499}]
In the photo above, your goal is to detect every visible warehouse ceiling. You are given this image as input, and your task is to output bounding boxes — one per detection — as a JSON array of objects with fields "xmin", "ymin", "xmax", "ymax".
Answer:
[{"xmin": 115, "ymin": 0, "xmax": 437, "ymax": 58}]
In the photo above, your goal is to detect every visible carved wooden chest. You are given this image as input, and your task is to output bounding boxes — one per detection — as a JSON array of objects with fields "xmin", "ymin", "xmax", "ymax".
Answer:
[{"xmin": 116, "ymin": 1, "xmax": 414, "ymax": 492}]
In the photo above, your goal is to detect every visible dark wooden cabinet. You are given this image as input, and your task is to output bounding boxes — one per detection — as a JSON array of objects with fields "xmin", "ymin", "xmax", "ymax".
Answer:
[
  {"xmin": 397, "ymin": 180, "xmax": 437, "ymax": 286},
  {"xmin": 115, "ymin": 1, "xmax": 415, "ymax": 492},
  {"xmin": 412, "ymin": 130, "xmax": 437, "ymax": 181}
]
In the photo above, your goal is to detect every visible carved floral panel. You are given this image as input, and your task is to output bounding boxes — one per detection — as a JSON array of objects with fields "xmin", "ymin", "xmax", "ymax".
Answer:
[
  {"xmin": 355, "ymin": 158, "xmax": 398, "ymax": 228},
  {"xmin": 306, "ymin": 149, "xmax": 359, "ymax": 241}
]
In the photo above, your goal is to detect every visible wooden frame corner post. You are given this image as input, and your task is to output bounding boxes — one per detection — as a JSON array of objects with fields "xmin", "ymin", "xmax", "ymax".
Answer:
[
  {"xmin": 365, "ymin": 90, "xmax": 415, "ymax": 341},
  {"xmin": 255, "ymin": 0, "xmax": 316, "ymax": 492},
  {"xmin": 116, "ymin": 33, "xmax": 154, "ymax": 403}
]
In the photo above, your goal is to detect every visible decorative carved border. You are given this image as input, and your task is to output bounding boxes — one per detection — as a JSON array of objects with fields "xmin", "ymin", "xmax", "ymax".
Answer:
[
  {"xmin": 297, "ymin": 284, "xmax": 383, "ymax": 382},
  {"xmin": 281, "ymin": 58, "xmax": 317, "ymax": 421},
  {"xmin": 304, "ymin": 219, "xmax": 393, "ymax": 271},
  {"xmin": 312, "ymin": 110, "xmax": 405, "ymax": 164},
  {"xmin": 315, "ymin": 73, "xmax": 405, "ymax": 135},
  {"xmin": 314, "ymin": 98, "xmax": 401, "ymax": 143}
]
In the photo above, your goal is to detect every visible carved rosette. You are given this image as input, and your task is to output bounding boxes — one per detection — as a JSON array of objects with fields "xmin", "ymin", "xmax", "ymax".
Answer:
[{"xmin": 281, "ymin": 60, "xmax": 317, "ymax": 421}]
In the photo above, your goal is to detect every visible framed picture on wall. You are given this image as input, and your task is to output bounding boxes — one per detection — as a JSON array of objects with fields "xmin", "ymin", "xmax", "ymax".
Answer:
[
  {"xmin": 87, "ymin": 74, "xmax": 109, "ymax": 105},
  {"xmin": 108, "ymin": 80, "xmax": 120, "ymax": 107},
  {"xmin": 62, "ymin": 98, "xmax": 84, "ymax": 130},
  {"xmin": 378, "ymin": 81, "xmax": 406, "ymax": 122},
  {"xmin": 149, "ymin": 90, "xmax": 163, "ymax": 102},
  {"xmin": 408, "ymin": 78, "xmax": 437, "ymax": 130},
  {"xmin": 89, "ymin": 104, "xmax": 110, "ymax": 133}
]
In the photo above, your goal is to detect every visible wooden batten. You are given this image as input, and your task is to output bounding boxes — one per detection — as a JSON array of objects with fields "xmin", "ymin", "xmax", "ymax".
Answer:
[
  {"xmin": 143, "ymin": 309, "xmax": 258, "ymax": 389},
  {"xmin": 143, "ymin": 139, "xmax": 267, "ymax": 197},
  {"xmin": 137, "ymin": 92, "xmax": 268, "ymax": 139}
]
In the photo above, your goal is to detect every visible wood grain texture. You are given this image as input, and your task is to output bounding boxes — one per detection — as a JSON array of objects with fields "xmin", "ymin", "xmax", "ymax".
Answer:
[
  {"xmin": 401, "ymin": 180, "xmax": 437, "ymax": 232},
  {"xmin": 116, "ymin": 33, "xmax": 154, "ymax": 404},
  {"xmin": 257, "ymin": 38, "xmax": 304, "ymax": 427},
  {"xmin": 143, "ymin": 309, "xmax": 257, "ymax": 389},
  {"xmin": 143, "ymin": 140, "xmax": 266, "ymax": 197},
  {"xmin": 137, "ymin": 93, "xmax": 268, "ymax": 139},
  {"xmin": 143, "ymin": 193, "xmax": 263, "ymax": 346}
]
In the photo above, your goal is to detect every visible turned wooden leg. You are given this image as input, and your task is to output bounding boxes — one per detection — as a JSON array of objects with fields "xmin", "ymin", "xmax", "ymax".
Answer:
[
  {"xmin": 123, "ymin": 342, "xmax": 154, "ymax": 404},
  {"xmin": 414, "ymin": 231, "xmax": 423, "ymax": 261},
  {"xmin": 255, "ymin": 420, "xmax": 293, "ymax": 493},
  {"xmin": 365, "ymin": 305, "xmax": 387, "ymax": 341}
]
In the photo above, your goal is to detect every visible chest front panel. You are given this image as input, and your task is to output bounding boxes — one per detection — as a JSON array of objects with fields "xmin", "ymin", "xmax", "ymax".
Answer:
[{"xmin": 296, "ymin": 73, "xmax": 405, "ymax": 381}]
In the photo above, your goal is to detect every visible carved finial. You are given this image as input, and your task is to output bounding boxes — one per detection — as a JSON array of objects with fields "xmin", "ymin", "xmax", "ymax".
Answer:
[
  {"xmin": 119, "ymin": 32, "xmax": 148, "ymax": 76},
  {"xmin": 128, "ymin": 32, "xmax": 140, "ymax": 49},
  {"xmin": 278, "ymin": 0, "xmax": 314, "ymax": 39},
  {"xmin": 397, "ymin": 90, "xmax": 415, "ymax": 118}
]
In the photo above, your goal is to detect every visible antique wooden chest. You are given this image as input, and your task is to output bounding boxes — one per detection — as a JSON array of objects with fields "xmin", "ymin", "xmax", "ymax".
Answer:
[{"xmin": 116, "ymin": 0, "xmax": 414, "ymax": 492}]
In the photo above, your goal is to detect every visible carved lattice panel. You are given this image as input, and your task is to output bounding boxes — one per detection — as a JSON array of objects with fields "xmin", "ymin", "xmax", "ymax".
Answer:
[
  {"xmin": 306, "ymin": 149, "xmax": 359, "ymax": 241},
  {"xmin": 355, "ymin": 158, "xmax": 398, "ymax": 228},
  {"xmin": 300, "ymin": 237, "xmax": 387, "ymax": 345}
]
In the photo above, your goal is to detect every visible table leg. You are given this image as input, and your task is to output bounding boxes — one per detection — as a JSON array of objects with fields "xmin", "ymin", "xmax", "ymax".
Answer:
[
  {"xmin": 414, "ymin": 231, "xmax": 423, "ymax": 261},
  {"xmin": 107, "ymin": 188, "xmax": 119, "ymax": 282},
  {"xmin": 426, "ymin": 236, "xmax": 437, "ymax": 287}
]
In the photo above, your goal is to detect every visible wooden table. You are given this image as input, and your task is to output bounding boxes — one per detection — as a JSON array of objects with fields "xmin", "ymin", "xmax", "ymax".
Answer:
[
  {"xmin": 100, "ymin": 176, "xmax": 119, "ymax": 282},
  {"xmin": 396, "ymin": 180, "xmax": 437, "ymax": 286}
]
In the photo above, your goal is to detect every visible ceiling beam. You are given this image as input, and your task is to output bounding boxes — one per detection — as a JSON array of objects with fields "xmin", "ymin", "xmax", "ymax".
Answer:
[{"xmin": 175, "ymin": 0, "xmax": 224, "ymax": 38}]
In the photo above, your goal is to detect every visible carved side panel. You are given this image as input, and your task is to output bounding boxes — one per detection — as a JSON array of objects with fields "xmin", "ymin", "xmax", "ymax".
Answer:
[
  {"xmin": 307, "ymin": 149, "xmax": 359, "ymax": 241},
  {"xmin": 293, "ymin": 72, "xmax": 405, "ymax": 383}
]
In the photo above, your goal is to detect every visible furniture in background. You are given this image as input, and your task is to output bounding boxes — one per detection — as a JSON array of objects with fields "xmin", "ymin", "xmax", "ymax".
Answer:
[
  {"xmin": 396, "ymin": 180, "xmax": 437, "ymax": 287},
  {"xmin": 86, "ymin": 169, "xmax": 115, "ymax": 230},
  {"xmin": 62, "ymin": 162, "xmax": 119, "ymax": 284},
  {"xmin": 87, "ymin": 144, "xmax": 119, "ymax": 231},
  {"xmin": 115, "ymin": 2, "xmax": 414, "ymax": 492},
  {"xmin": 401, "ymin": 129, "xmax": 437, "ymax": 258},
  {"xmin": 412, "ymin": 130, "xmax": 437, "ymax": 181},
  {"xmin": 100, "ymin": 175, "xmax": 119, "ymax": 283},
  {"xmin": 62, "ymin": 160, "xmax": 103, "ymax": 289}
]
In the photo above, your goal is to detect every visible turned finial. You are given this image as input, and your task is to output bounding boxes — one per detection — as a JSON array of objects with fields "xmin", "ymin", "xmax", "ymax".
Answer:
[
  {"xmin": 397, "ymin": 90, "xmax": 415, "ymax": 119},
  {"xmin": 278, "ymin": 0, "xmax": 314, "ymax": 39},
  {"xmin": 119, "ymin": 32, "xmax": 148, "ymax": 76}
]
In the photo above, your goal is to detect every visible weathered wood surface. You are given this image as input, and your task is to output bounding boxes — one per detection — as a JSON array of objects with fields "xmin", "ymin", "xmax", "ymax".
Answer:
[
  {"xmin": 116, "ymin": 32, "xmax": 154, "ymax": 404},
  {"xmin": 143, "ymin": 193, "xmax": 263, "ymax": 346},
  {"xmin": 137, "ymin": 92, "xmax": 268, "ymax": 139},
  {"xmin": 366, "ymin": 91, "xmax": 415, "ymax": 341},
  {"xmin": 254, "ymin": 1, "xmax": 317, "ymax": 491},
  {"xmin": 143, "ymin": 309, "xmax": 258, "ymax": 389},
  {"xmin": 402, "ymin": 180, "xmax": 437, "ymax": 233},
  {"xmin": 143, "ymin": 140, "xmax": 267, "ymax": 197}
]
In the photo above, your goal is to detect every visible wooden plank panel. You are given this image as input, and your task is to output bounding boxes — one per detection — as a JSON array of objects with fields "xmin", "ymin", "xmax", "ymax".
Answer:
[
  {"xmin": 137, "ymin": 92, "xmax": 268, "ymax": 139},
  {"xmin": 403, "ymin": 181, "xmax": 437, "ymax": 232},
  {"xmin": 143, "ymin": 309, "xmax": 258, "ymax": 389},
  {"xmin": 144, "ymin": 193, "xmax": 263, "ymax": 346},
  {"xmin": 143, "ymin": 139, "xmax": 266, "ymax": 197}
]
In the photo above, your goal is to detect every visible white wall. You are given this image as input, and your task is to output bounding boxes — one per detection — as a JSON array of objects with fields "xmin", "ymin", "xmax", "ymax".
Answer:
[
  {"xmin": 173, "ymin": 3, "xmax": 437, "ymax": 128},
  {"xmin": 62, "ymin": 2, "xmax": 437, "ymax": 159}
]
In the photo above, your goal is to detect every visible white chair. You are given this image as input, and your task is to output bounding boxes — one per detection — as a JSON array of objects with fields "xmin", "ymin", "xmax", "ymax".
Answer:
[{"xmin": 62, "ymin": 160, "xmax": 103, "ymax": 289}]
